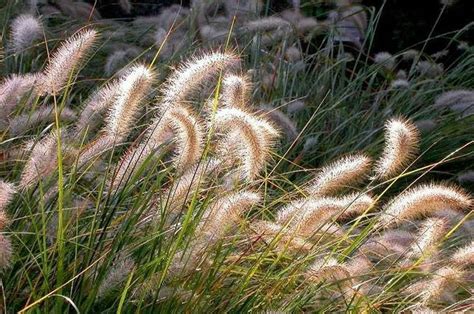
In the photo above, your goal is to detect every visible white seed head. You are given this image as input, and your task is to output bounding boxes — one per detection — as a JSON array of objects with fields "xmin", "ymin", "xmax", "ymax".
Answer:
[
  {"xmin": 374, "ymin": 118, "xmax": 419, "ymax": 179},
  {"xmin": 105, "ymin": 64, "xmax": 154, "ymax": 139},
  {"xmin": 380, "ymin": 183, "xmax": 472, "ymax": 227},
  {"xmin": 308, "ymin": 154, "xmax": 372, "ymax": 195},
  {"xmin": 10, "ymin": 14, "xmax": 43, "ymax": 53},
  {"xmin": 160, "ymin": 52, "xmax": 240, "ymax": 111},
  {"xmin": 214, "ymin": 107, "xmax": 279, "ymax": 181},
  {"xmin": 0, "ymin": 180, "xmax": 16, "ymax": 212},
  {"xmin": 38, "ymin": 29, "xmax": 98, "ymax": 95}
]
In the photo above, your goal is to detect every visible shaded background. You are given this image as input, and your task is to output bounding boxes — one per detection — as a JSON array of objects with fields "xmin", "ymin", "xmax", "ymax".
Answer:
[{"xmin": 85, "ymin": 0, "xmax": 473, "ymax": 53}]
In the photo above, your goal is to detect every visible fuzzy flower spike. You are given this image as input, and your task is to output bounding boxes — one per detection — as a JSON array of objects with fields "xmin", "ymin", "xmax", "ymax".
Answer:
[
  {"xmin": 9, "ymin": 14, "xmax": 43, "ymax": 54},
  {"xmin": 307, "ymin": 154, "xmax": 372, "ymax": 196},
  {"xmin": 37, "ymin": 28, "xmax": 98, "ymax": 95},
  {"xmin": 158, "ymin": 52, "xmax": 240, "ymax": 112},
  {"xmin": 374, "ymin": 117, "xmax": 420, "ymax": 179},
  {"xmin": 77, "ymin": 64, "xmax": 154, "ymax": 167},
  {"xmin": 379, "ymin": 183, "xmax": 472, "ymax": 227}
]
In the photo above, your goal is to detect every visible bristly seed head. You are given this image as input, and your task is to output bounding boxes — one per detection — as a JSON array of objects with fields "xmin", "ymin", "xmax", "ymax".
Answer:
[
  {"xmin": 159, "ymin": 52, "xmax": 240, "ymax": 111},
  {"xmin": 0, "ymin": 180, "xmax": 16, "ymax": 212},
  {"xmin": 214, "ymin": 107, "xmax": 279, "ymax": 181},
  {"xmin": 379, "ymin": 183, "xmax": 472, "ymax": 227},
  {"xmin": 105, "ymin": 64, "xmax": 155, "ymax": 140},
  {"xmin": 0, "ymin": 234, "xmax": 13, "ymax": 269},
  {"xmin": 374, "ymin": 117, "xmax": 420, "ymax": 179},
  {"xmin": 37, "ymin": 28, "xmax": 98, "ymax": 95},
  {"xmin": 307, "ymin": 154, "xmax": 372, "ymax": 196},
  {"xmin": 9, "ymin": 14, "xmax": 43, "ymax": 54}
]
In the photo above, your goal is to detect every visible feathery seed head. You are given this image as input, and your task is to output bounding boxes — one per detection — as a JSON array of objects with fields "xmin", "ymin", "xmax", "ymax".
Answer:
[
  {"xmin": 56, "ymin": 0, "xmax": 102, "ymax": 21},
  {"xmin": 308, "ymin": 154, "xmax": 372, "ymax": 195},
  {"xmin": 221, "ymin": 74, "xmax": 252, "ymax": 108},
  {"xmin": 119, "ymin": 0, "xmax": 132, "ymax": 14},
  {"xmin": 105, "ymin": 64, "xmax": 154, "ymax": 139},
  {"xmin": 285, "ymin": 46, "xmax": 302, "ymax": 62},
  {"xmin": 214, "ymin": 107, "xmax": 279, "ymax": 180},
  {"xmin": 250, "ymin": 220, "xmax": 313, "ymax": 253},
  {"xmin": 390, "ymin": 79, "xmax": 410, "ymax": 89},
  {"xmin": 75, "ymin": 81, "xmax": 121, "ymax": 135},
  {"xmin": 258, "ymin": 105, "xmax": 298, "ymax": 142},
  {"xmin": 160, "ymin": 52, "xmax": 240, "ymax": 111},
  {"xmin": 452, "ymin": 241, "xmax": 474, "ymax": 267},
  {"xmin": 97, "ymin": 256, "xmax": 135, "ymax": 298},
  {"xmin": 0, "ymin": 234, "xmax": 13, "ymax": 269},
  {"xmin": 199, "ymin": 191, "xmax": 260, "ymax": 242},
  {"xmin": 402, "ymin": 49, "xmax": 420, "ymax": 61},
  {"xmin": 0, "ymin": 180, "xmax": 16, "ymax": 212},
  {"xmin": 415, "ymin": 119, "xmax": 437, "ymax": 133},
  {"xmin": 434, "ymin": 89, "xmax": 474, "ymax": 117},
  {"xmin": 374, "ymin": 52, "xmax": 396, "ymax": 71},
  {"xmin": 408, "ymin": 217, "xmax": 447, "ymax": 259},
  {"xmin": 374, "ymin": 117, "xmax": 420, "ymax": 179},
  {"xmin": 360, "ymin": 229, "xmax": 415, "ymax": 261},
  {"xmin": 8, "ymin": 105, "xmax": 76, "ymax": 136},
  {"xmin": 244, "ymin": 17, "xmax": 291, "ymax": 33},
  {"xmin": 457, "ymin": 170, "xmax": 474, "ymax": 184},
  {"xmin": 276, "ymin": 193, "xmax": 374, "ymax": 226},
  {"xmin": 416, "ymin": 61, "xmax": 443, "ymax": 78},
  {"xmin": 287, "ymin": 100, "xmax": 306, "ymax": 115},
  {"xmin": 282, "ymin": 198, "xmax": 350, "ymax": 237},
  {"xmin": 0, "ymin": 211, "xmax": 8, "ymax": 229},
  {"xmin": 37, "ymin": 28, "xmax": 98, "ymax": 95},
  {"xmin": 405, "ymin": 266, "xmax": 465, "ymax": 303},
  {"xmin": 163, "ymin": 106, "xmax": 204, "ymax": 172},
  {"xmin": 380, "ymin": 183, "xmax": 472, "ymax": 227},
  {"xmin": 306, "ymin": 258, "xmax": 351, "ymax": 284},
  {"xmin": 19, "ymin": 133, "xmax": 58, "ymax": 189},
  {"xmin": 0, "ymin": 73, "xmax": 40, "ymax": 119},
  {"xmin": 10, "ymin": 14, "xmax": 43, "ymax": 54},
  {"xmin": 163, "ymin": 158, "xmax": 222, "ymax": 214}
]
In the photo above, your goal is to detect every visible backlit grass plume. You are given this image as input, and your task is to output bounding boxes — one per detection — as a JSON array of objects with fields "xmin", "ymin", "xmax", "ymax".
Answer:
[
  {"xmin": 0, "ymin": 180, "xmax": 15, "ymax": 270},
  {"xmin": 277, "ymin": 196, "xmax": 372, "ymax": 238},
  {"xmin": 9, "ymin": 14, "xmax": 43, "ymax": 54},
  {"xmin": 221, "ymin": 74, "xmax": 251, "ymax": 108},
  {"xmin": 78, "ymin": 64, "xmax": 154, "ymax": 167},
  {"xmin": 0, "ymin": 180, "xmax": 15, "ymax": 212},
  {"xmin": 1, "ymin": 10, "xmax": 473, "ymax": 312},
  {"xmin": 434, "ymin": 89, "xmax": 474, "ymax": 118},
  {"xmin": 110, "ymin": 105, "xmax": 204, "ymax": 190},
  {"xmin": 374, "ymin": 118, "xmax": 420, "ymax": 179},
  {"xmin": 74, "ymin": 80, "xmax": 121, "ymax": 135},
  {"xmin": 158, "ymin": 52, "xmax": 240, "ymax": 111},
  {"xmin": 161, "ymin": 158, "xmax": 221, "ymax": 214},
  {"xmin": 0, "ymin": 234, "xmax": 12, "ymax": 269},
  {"xmin": 307, "ymin": 154, "xmax": 371, "ymax": 195},
  {"xmin": 37, "ymin": 28, "xmax": 98, "ymax": 95},
  {"xmin": 19, "ymin": 132, "xmax": 58, "ymax": 189},
  {"xmin": 214, "ymin": 107, "xmax": 279, "ymax": 181},
  {"xmin": 152, "ymin": 105, "xmax": 204, "ymax": 172},
  {"xmin": 198, "ymin": 191, "xmax": 260, "ymax": 243},
  {"xmin": 276, "ymin": 194, "xmax": 374, "ymax": 227},
  {"xmin": 8, "ymin": 105, "xmax": 76, "ymax": 136},
  {"xmin": 379, "ymin": 183, "xmax": 472, "ymax": 227},
  {"xmin": 404, "ymin": 217, "xmax": 447, "ymax": 263},
  {"xmin": 0, "ymin": 73, "xmax": 39, "ymax": 123},
  {"xmin": 405, "ymin": 266, "xmax": 465, "ymax": 304},
  {"xmin": 104, "ymin": 64, "xmax": 154, "ymax": 140},
  {"xmin": 451, "ymin": 240, "xmax": 474, "ymax": 267},
  {"xmin": 259, "ymin": 105, "xmax": 299, "ymax": 142}
]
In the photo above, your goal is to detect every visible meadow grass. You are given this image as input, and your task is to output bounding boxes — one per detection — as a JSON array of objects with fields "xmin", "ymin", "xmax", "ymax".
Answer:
[{"xmin": 0, "ymin": 0, "xmax": 473, "ymax": 312}]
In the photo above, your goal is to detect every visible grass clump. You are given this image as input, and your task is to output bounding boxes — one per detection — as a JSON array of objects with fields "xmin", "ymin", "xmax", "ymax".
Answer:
[{"xmin": 0, "ymin": 0, "xmax": 473, "ymax": 312}]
